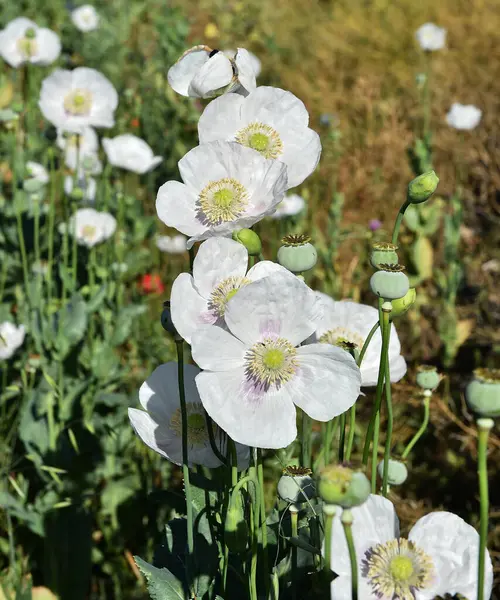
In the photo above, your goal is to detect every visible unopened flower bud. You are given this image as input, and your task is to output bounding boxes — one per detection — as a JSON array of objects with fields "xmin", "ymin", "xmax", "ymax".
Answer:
[
  {"xmin": 232, "ymin": 228, "xmax": 262, "ymax": 256},
  {"xmin": 377, "ymin": 459, "xmax": 408, "ymax": 486},
  {"xmin": 390, "ymin": 288, "xmax": 416, "ymax": 318},
  {"xmin": 277, "ymin": 466, "xmax": 315, "ymax": 504},
  {"xmin": 416, "ymin": 365, "xmax": 441, "ymax": 391},
  {"xmin": 160, "ymin": 301, "xmax": 178, "ymax": 337},
  {"xmin": 277, "ymin": 234, "xmax": 317, "ymax": 274},
  {"xmin": 370, "ymin": 242, "xmax": 399, "ymax": 269},
  {"xmin": 23, "ymin": 178, "xmax": 45, "ymax": 194},
  {"xmin": 318, "ymin": 464, "xmax": 370, "ymax": 508},
  {"xmin": 465, "ymin": 369, "xmax": 500, "ymax": 418},
  {"xmin": 69, "ymin": 186, "xmax": 85, "ymax": 202},
  {"xmin": 224, "ymin": 491, "xmax": 248, "ymax": 553},
  {"xmin": 407, "ymin": 170, "xmax": 439, "ymax": 204},
  {"xmin": 370, "ymin": 265, "xmax": 410, "ymax": 300}
]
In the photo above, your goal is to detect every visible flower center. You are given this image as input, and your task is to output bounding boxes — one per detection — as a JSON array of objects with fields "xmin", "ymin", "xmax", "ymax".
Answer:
[
  {"xmin": 319, "ymin": 327, "xmax": 364, "ymax": 351},
  {"xmin": 17, "ymin": 35, "xmax": 38, "ymax": 59},
  {"xmin": 244, "ymin": 337, "xmax": 298, "ymax": 391},
  {"xmin": 361, "ymin": 538, "xmax": 434, "ymax": 600},
  {"xmin": 169, "ymin": 403, "xmax": 210, "ymax": 447},
  {"xmin": 81, "ymin": 224, "xmax": 97, "ymax": 240},
  {"xmin": 63, "ymin": 89, "xmax": 93, "ymax": 116},
  {"xmin": 197, "ymin": 178, "xmax": 249, "ymax": 226},
  {"xmin": 235, "ymin": 122, "xmax": 283, "ymax": 159},
  {"xmin": 208, "ymin": 276, "xmax": 251, "ymax": 318}
]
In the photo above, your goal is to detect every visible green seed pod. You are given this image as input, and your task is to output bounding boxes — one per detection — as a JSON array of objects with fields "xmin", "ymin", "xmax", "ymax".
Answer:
[
  {"xmin": 317, "ymin": 465, "xmax": 370, "ymax": 508},
  {"xmin": 407, "ymin": 170, "xmax": 439, "ymax": 204},
  {"xmin": 465, "ymin": 369, "xmax": 500, "ymax": 418},
  {"xmin": 390, "ymin": 288, "xmax": 416, "ymax": 318},
  {"xmin": 69, "ymin": 186, "xmax": 85, "ymax": 202},
  {"xmin": 377, "ymin": 459, "xmax": 408, "ymax": 486},
  {"xmin": 232, "ymin": 228, "xmax": 262, "ymax": 256},
  {"xmin": 416, "ymin": 365, "xmax": 441, "ymax": 391},
  {"xmin": 370, "ymin": 242, "xmax": 399, "ymax": 269},
  {"xmin": 277, "ymin": 234, "xmax": 317, "ymax": 274},
  {"xmin": 412, "ymin": 236, "xmax": 434, "ymax": 280},
  {"xmin": 277, "ymin": 466, "xmax": 315, "ymax": 504},
  {"xmin": 370, "ymin": 265, "xmax": 410, "ymax": 300},
  {"xmin": 224, "ymin": 492, "xmax": 248, "ymax": 554}
]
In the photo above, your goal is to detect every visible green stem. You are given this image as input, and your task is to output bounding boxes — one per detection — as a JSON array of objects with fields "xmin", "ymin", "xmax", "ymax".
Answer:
[
  {"xmin": 338, "ymin": 412, "xmax": 346, "ymax": 462},
  {"xmin": 423, "ymin": 51, "xmax": 431, "ymax": 141},
  {"xmin": 357, "ymin": 321, "xmax": 379, "ymax": 368},
  {"xmin": 322, "ymin": 504, "xmax": 336, "ymax": 574},
  {"xmin": 290, "ymin": 505, "xmax": 298, "ymax": 600},
  {"xmin": 401, "ymin": 394, "xmax": 430, "ymax": 459},
  {"xmin": 47, "ymin": 148, "xmax": 56, "ymax": 305},
  {"xmin": 345, "ymin": 403, "xmax": 357, "ymax": 462},
  {"xmin": 257, "ymin": 449, "xmax": 269, "ymax": 599},
  {"xmin": 370, "ymin": 411, "xmax": 380, "ymax": 494},
  {"xmin": 381, "ymin": 325, "xmax": 393, "ymax": 497},
  {"xmin": 342, "ymin": 510, "xmax": 358, "ymax": 600},
  {"xmin": 477, "ymin": 418, "xmax": 493, "ymax": 600},
  {"xmin": 301, "ymin": 410, "xmax": 312, "ymax": 468},
  {"xmin": 15, "ymin": 203, "xmax": 29, "ymax": 295},
  {"xmin": 204, "ymin": 411, "xmax": 228, "ymax": 466},
  {"xmin": 391, "ymin": 199, "xmax": 411, "ymax": 246}
]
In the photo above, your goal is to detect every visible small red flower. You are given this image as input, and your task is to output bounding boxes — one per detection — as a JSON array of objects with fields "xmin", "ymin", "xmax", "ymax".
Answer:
[
  {"xmin": 131, "ymin": 117, "xmax": 140, "ymax": 128},
  {"xmin": 139, "ymin": 274, "xmax": 165, "ymax": 295}
]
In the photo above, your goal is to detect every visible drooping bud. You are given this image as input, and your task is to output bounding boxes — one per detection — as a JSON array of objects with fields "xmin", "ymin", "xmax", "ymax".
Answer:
[
  {"xmin": 277, "ymin": 466, "xmax": 315, "ymax": 505},
  {"xmin": 224, "ymin": 490, "xmax": 248, "ymax": 553},
  {"xmin": 370, "ymin": 264, "xmax": 410, "ymax": 300},
  {"xmin": 407, "ymin": 170, "xmax": 439, "ymax": 204},
  {"xmin": 317, "ymin": 464, "xmax": 370, "ymax": 508},
  {"xmin": 232, "ymin": 228, "xmax": 262, "ymax": 256},
  {"xmin": 390, "ymin": 288, "xmax": 416, "ymax": 318},
  {"xmin": 377, "ymin": 459, "xmax": 408, "ymax": 486},
  {"xmin": 160, "ymin": 300, "xmax": 179, "ymax": 337},
  {"xmin": 370, "ymin": 242, "xmax": 399, "ymax": 269},
  {"xmin": 416, "ymin": 365, "xmax": 441, "ymax": 391},
  {"xmin": 277, "ymin": 234, "xmax": 317, "ymax": 274},
  {"xmin": 465, "ymin": 369, "xmax": 500, "ymax": 418}
]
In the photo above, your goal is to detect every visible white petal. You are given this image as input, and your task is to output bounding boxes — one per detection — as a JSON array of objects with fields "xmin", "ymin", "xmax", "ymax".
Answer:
[
  {"xmin": 242, "ymin": 86, "xmax": 310, "ymax": 125},
  {"xmin": 246, "ymin": 261, "xmax": 292, "ymax": 281},
  {"xmin": 195, "ymin": 369, "xmax": 297, "ymax": 448},
  {"xmin": 170, "ymin": 273, "xmax": 214, "ymax": 345},
  {"xmin": 168, "ymin": 46, "xmax": 211, "ymax": 96},
  {"xmin": 192, "ymin": 237, "xmax": 248, "ymax": 298},
  {"xmin": 198, "ymin": 93, "xmax": 244, "ymax": 143},
  {"xmin": 409, "ymin": 511, "xmax": 493, "ymax": 600},
  {"xmin": 33, "ymin": 28, "xmax": 61, "ymax": 65},
  {"xmin": 191, "ymin": 326, "xmax": 246, "ymax": 371},
  {"xmin": 294, "ymin": 344, "xmax": 361, "ymax": 420},
  {"xmin": 224, "ymin": 272, "xmax": 320, "ymax": 346},
  {"xmin": 329, "ymin": 494, "xmax": 399, "ymax": 578},
  {"xmin": 156, "ymin": 180, "xmax": 205, "ymax": 237},
  {"xmin": 189, "ymin": 51, "xmax": 233, "ymax": 98},
  {"xmin": 279, "ymin": 125, "xmax": 321, "ymax": 187},
  {"xmin": 234, "ymin": 48, "xmax": 257, "ymax": 94}
]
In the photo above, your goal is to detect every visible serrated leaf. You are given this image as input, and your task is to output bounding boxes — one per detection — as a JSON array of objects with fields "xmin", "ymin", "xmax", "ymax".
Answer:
[{"xmin": 134, "ymin": 557, "xmax": 185, "ymax": 600}]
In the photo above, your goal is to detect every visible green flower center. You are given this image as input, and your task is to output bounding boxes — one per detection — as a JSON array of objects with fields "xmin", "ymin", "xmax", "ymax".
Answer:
[
  {"xmin": 245, "ymin": 337, "xmax": 298, "ymax": 391},
  {"xmin": 213, "ymin": 188, "xmax": 234, "ymax": 208},
  {"xmin": 235, "ymin": 122, "xmax": 283, "ymax": 159},
  {"xmin": 208, "ymin": 276, "xmax": 251, "ymax": 318},
  {"xmin": 81, "ymin": 225, "xmax": 97, "ymax": 240},
  {"xmin": 197, "ymin": 178, "xmax": 249, "ymax": 226},
  {"xmin": 63, "ymin": 89, "xmax": 93, "ymax": 116},
  {"xmin": 17, "ymin": 37, "xmax": 37, "ymax": 58},
  {"xmin": 262, "ymin": 348, "xmax": 285, "ymax": 369},
  {"xmin": 390, "ymin": 556, "xmax": 414, "ymax": 581},
  {"xmin": 249, "ymin": 132, "xmax": 269, "ymax": 152}
]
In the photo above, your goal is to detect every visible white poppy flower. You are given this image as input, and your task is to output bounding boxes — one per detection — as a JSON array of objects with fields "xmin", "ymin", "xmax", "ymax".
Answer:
[
  {"xmin": 26, "ymin": 161, "xmax": 49, "ymax": 185},
  {"xmin": 198, "ymin": 86, "xmax": 321, "ymax": 188},
  {"xmin": 0, "ymin": 322, "xmax": 26, "ymax": 360},
  {"xmin": 329, "ymin": 494, "xmax": 493, "ymax": 600},
  {"xmin": 415, "ymin": 23, "xmax": 446, "ymax": 51},
  {"xmin": 168, "ymin": 45, "xmax": 256, "ymax": 98},
  {"xmin": 129, "ymin": 362, "xmax": 249, "ymax": 468},
  {"xmin": 0, "ymin": 17, "xmax": 61, "ymax": 68},
  {"xmin": 171, "ymin": 237, "xmax": 292, "ymax": 344},
  {"xmin": 64, "ymin": 175, "xmax": 97, "ymax": 203},
  {"xmin": 311, "ymin": 294, "xmax": 407, "ymax": 387},
  {"xmin": 156, "ymin": 141, "xmax": 287, "ymax": 248},
  {"xmin": 223, "ymin": 48, "xmax": 261, "ymax": 77},
  {"xmin": 102, "ymin": 134, "xmax": 162, "ymax": 174},
  {"xmin": 39, "ymin": 67, "xmax": 118, "ymax": 132},
  {"xmin": 71, "ymin": 5, "xmax": 99, "ymax": 32},
  {"xmin": 57, "ymin": 127, "xmax": 99, "ymax": 171},
  {"xmin": 191, "ymin": 272, "xmax": 361, "ymax": 449},
  {"xmin": 271, "ymin": 193, "xmax": 306, "ymax": 219},
  {"xmin": 68, "ymin": 207, "xmax": 116, "ymax": 247},
  {"xmin": 446, "ymin": 103, "xmax": 482, "ymax": 131},
  {"xmin": 155, "ymin": 234, "xmax": 187, "ymax": 254}
]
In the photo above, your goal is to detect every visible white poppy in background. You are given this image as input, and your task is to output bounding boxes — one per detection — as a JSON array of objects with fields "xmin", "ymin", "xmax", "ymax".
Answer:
[
  {"xmin": 168, "ymin": 45, "xmax": 256, "ymax": 98},
  {"xmin": 446, "ymin": 103, "xmax": 482, "ymax": 131},
  {"xmin": 64, "ymin": 175, "xmax": 97, "ymax": 203},
  {"xmin": 329, "ymin": 495, "xmax": 493, "ymax": 600},
  {"xmin": 68, "ymin": 207, "xmax": 116, "ymax": 247},
  {"xmin": 155, "ymin": 234, "xmax": 187, "ymax": 254},
  {"xmin": 171, "ymin": 237, "xmax": 291, "ymax": 344},
  {"xmin": 415, "ymin": 23, "xmax": 446, "ymax": 51},
  {"xmin": 26, "ymin": 161, "xmax": 49, "ymax": 185},
  {"xmin": 156, "ymin": 141, "xmax": 287, "ymax": 248},
  {"xmin": 198, "ymin": 86, "xmax": 321, "ymax": 188},
  {"xmin": 223, "ymin": 48, "xmax": 261, "ymax": 77},
  {"xmin": 191, "ymin": 273, "xmax": 361, "ymax": 449},
  {"xmin": 102, "ymin": 134, "xmax": 162, "ymax": 174},
  {"xmin": 0, "ymin": 17, "xmax": 61, "ymax": 68},
  {"xmin": 271, "ymin": 193, "xmax": 306, "ymax": 219},
  {"xmin": 71, "ymin": 5, "xmax": 99, "ymax": 32},
  {"xmin": 0, "ymin": 322, "xmax": 26, "ymax": 360},
  {"xmin": 129, "ymin": 362, "xmax": 249, "ymax": 468},
  {"xmin": 39, "ymin": 67, "xmax": 118, "ymax": 132},
  {"xmin": 57, "ymin": 126, "xmax": 99, "ymax": 171},
  {"xmin": 311, "ymin": 294, "xmax": 406, "ymax": 387}
]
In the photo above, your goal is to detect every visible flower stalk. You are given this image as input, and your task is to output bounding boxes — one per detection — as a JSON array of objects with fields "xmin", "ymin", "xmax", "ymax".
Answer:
[
  {"xmin": 341, "ymin": 509, "xmax": 358, "ymax": 600},
  {"xmin": 477, "ymin": 417, "xmax": 493, "ymax": 600},
  {"xmin": 401, "ymin": 392, "xmax": 431, "ymax": 459}
]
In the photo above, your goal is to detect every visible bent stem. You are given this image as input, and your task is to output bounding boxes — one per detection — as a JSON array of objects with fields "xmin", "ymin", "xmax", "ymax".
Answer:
[
  {"xmin": 342, "ymin": 510, "xmax": 358, "ymax": 600},
  {"xmin": 401, "ymin": 393, "xmax": 431, "ymax": 459},
  {"xmin": 477, "ymin": 418, "xmax": 493, "ymax": 600}
]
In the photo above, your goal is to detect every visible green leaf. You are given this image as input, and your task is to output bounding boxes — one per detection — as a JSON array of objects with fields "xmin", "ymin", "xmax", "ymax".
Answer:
[
  {"xmin": 134, "ymin": 557, "xmax": 185, "ymax": 600},
  {"xmin": 55, "ymin": 294, "xmax": 88, "ymax": 358},
  {"xmin": 109, "ymin": 304, "xmax": 146, "ymax": 346}
]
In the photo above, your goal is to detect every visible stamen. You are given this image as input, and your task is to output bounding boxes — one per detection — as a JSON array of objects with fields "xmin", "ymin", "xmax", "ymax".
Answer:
[
  {"xmin": 197, "ymin": 177, "xmax": 248, "ymax": 226},
  {"xmin": 235, "ymin": 122, "xmax": 284, "ymax": 159},
  {"xmin": 81, "ymin": 224, "xmax": 97, "ymax": 240},
  {"xmin": 63, "ymin": 89, "xmax": 93, "ymax": 116},
  {"xmin": 208, "ymin": 276, "xmax": 251, "ymax": 318},
  {"xmin": 244, "ymin": 337, "xmax": 298, "ymax": 391},
  {"xmin": 319, "ymin": 327, "xmax": 364, "ymax": 350}
]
